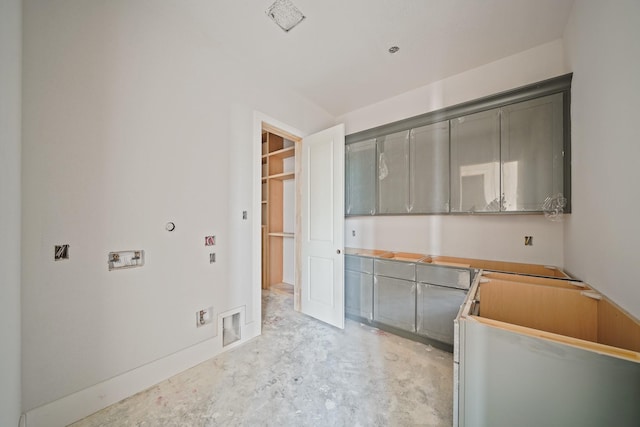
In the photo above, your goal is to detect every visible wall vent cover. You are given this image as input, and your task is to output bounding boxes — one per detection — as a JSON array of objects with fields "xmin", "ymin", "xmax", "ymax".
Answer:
[
  {"xmin": 266, "ymin": 0, "xmax": 305, "ymax": 32},
  {"xmin": 222, "ymin": 312, "xmax": 241, "ymax": 347}
]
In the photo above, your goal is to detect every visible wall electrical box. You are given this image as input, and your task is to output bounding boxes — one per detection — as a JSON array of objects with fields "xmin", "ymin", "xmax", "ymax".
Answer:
[
  {"xmin": 196, "ymin": 306, "xmax": 214, "ymax": 327},
  {"xmin": 108, "ymin": 250, "xmax": 145, "ymax": 271}
]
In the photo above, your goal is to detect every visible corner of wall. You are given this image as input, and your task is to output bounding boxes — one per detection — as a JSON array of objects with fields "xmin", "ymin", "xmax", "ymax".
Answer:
[
  {"xmin": 559, "ymin": 0, "xmax": 640, "ymax": 318},
  {"xmin": 0, "ymin": 0, "xmax": 22, "ymax": 425}
]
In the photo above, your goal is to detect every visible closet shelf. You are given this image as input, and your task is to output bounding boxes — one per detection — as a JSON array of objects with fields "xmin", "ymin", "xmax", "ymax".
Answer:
[
  {"xmin": 269, "ymin": 172, "xmax": 295, "ymax": 181},
  {"xmin": 269, "ymin": 232, "xmax": 295, "ymax": 238},
  {"xmin": 268, "ymin": 146, "xmax": 295, "ymax": 160}
]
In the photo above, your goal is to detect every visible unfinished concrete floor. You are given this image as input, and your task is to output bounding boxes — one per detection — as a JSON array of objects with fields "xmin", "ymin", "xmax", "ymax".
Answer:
[{"xmin": 72, "ymin": 286, "xmax": 453, "ymax": 426}]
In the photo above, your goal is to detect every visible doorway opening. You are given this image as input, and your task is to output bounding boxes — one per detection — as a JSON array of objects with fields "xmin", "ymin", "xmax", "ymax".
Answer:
[
  {"xmin": 255, "ymin": 115, "xmax": 346, "ymax": 330},
  {"xmin": 260, "ymin": 121, "xmax": 302, "ymax": 310}
]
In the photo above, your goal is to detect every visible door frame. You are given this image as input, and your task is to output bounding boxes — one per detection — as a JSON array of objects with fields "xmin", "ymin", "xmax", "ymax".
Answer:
[{"xmin": 252, "ymin": 112, "xmax": 304, "ymax": 327}]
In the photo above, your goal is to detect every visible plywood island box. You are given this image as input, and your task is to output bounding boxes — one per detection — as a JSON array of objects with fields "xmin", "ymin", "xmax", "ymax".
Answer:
[{"xmin": 454, "ymin": 272, "xmax": 640, "ymax": 427}]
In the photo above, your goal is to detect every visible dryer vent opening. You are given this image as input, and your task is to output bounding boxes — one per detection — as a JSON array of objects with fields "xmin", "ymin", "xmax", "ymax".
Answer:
[{"xmin": 222, "ymin": 312, "xmax": 241, "ymax": 347}]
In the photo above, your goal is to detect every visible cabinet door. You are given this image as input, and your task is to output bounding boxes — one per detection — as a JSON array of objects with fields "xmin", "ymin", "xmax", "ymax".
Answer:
[
  {"xmin": 345, "ymin": 270, "xmax": 373, "ymax": 320},
  {"xmin": 416, "ymin": 284, "xmax": 467, "ymax": 345},
  {"xmin": 373, "ymin": 276, "xmax": 416, "ymax": 332},
  {"xmin": 501, "ymin": 93, "xmax": 564, "ymax": 211},
  {"xmin": 377, "ymin": 130, "xmax": 410, "ymax": 214},
  {"xmin": 450, "ymin": 109, "xmax": 501, "ymax": 212},
  {"xmin": 345, "ymin": 139, "xmax": 377, "ymax": 215},
  {"xmin": 410, "ymin": 122, "xmax": 450, "ymax": 213}
]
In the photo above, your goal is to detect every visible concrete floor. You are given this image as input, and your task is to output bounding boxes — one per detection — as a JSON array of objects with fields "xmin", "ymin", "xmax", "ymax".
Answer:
[{"xmin": 72, "ymin": 287, "xmax": 453, "ymax": 426}]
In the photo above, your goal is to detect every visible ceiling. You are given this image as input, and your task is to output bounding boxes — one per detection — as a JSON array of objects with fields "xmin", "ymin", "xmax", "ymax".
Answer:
[{"xmin": 188, "ymin": 0, "xmax": 574, "ymax": 117}]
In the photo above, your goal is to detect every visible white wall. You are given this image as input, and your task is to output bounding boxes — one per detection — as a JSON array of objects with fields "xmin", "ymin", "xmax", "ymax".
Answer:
[
  {"xmin": 346, "ymin": 215, "xmax": 563, "ymax": 266},
  {"xmin": 0, "ymin": 0, "xmax": 22, "ymax": 425},
  {"xmin": 22, "ymin": 0, "xmax": 333, "ymax": 416},
  {"xmin": 340, "ymin": 40, "xmax": 568, "ymax": 266},
  {"xmin": 563, "ymin": 1, "xmax": 640, "ymax": 318}
]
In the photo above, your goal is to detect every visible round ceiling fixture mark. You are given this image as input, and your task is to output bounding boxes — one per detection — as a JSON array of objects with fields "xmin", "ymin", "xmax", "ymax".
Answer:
[{"xmin": 388, "ymin": 46, "xmax": 400, "ymax": 54}]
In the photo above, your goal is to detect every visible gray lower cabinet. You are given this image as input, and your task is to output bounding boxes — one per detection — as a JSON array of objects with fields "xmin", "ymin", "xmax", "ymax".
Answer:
[
  {"xmin": 346, "ymin": 253, "xmax": 473, "ymax": 348},
  {"xmin": 373, "ymin": 259, "xmax": 416, "ymax": 281},
  {"xmin": 345, "ymin": 254, "xmax": 374, "ymax": 274},
  {"xmin": 417, "ymin": 284, "xmax": 467, "ymax": 345},
  {"xmin": 345, "ymin": 255, "xmax": 374, "ymax": 320},
  {"xmin": 373, "ymin": 275, "xmax": 416, "ymax": 332},
  {"xmin": 417, "ymin": 263, "xmax": 472, "ymax": 290},
  {"xmin": 345, "ymin": 269, "xmax": 373, "ymax": 320}
]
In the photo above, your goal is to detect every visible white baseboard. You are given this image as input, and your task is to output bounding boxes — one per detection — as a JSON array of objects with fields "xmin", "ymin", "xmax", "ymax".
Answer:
[{"xmin": 24, "ymin": 319, "xmax": 261, "ymax": 427}]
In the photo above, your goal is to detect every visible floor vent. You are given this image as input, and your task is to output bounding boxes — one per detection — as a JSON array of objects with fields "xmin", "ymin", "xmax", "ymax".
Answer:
[{"xmin": 222, "ymin": 312, "xmax": 241, "ymax": 347}]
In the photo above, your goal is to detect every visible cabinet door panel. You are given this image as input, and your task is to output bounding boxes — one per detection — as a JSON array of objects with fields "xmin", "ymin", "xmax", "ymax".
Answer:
[
  {"xmin": 501, "ymin": 93, "xmax": 564, "ymax": 211},
  {"xmin": 373, "ymin": 276, "xmax": 416, "ymax": 331},
  {"xmin": 377, "ymin": 130, "xmax": 410, "ymax": 214},
  {"xmin": 345, "ymin": 139, "xmax": 377, "ymax": 215},
  {"xmin": 450, "ymin": 109, "xmax": 501, "ymax": 212},
  {"xmin": 417, "ymin": 284, "xmax": 467, "ymax": 344},
  {"xmin": 345, "ymin": 270, "xmax": 373, "ymax": 320},
  {"xmin": 410, "ymin": 122, "xmax": 450, "ymax": 213}
]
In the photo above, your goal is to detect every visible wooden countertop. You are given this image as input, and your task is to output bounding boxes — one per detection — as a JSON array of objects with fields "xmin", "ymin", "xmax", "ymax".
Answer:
[{"xmin": 345, "ymin": 247, "xmax": 570, "ymax": 278}]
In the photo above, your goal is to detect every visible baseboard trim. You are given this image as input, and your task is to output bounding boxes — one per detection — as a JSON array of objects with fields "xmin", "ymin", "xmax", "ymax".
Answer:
[{"xmin": 24, "ymin": 320, "xmax": 261, "ymax": 427}]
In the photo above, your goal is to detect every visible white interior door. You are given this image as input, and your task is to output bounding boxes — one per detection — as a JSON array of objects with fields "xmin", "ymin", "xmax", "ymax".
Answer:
[{"xmin": 300, "ymin": 124, "xmax": 345, "ymax": 328}]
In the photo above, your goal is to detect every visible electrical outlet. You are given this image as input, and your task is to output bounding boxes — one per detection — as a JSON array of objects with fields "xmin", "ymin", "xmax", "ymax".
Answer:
[
  {"xmin": 524, "ymin": 236, "xmax": 533, "ymax": 246},
  {"xmin": 352, "ymin": 230, "xmax": 356, "ymax": 237},
  {"xmin": 242, "ymin": 211, "xmax": 248, "ymax": 220},
  {"xmin": 209, "ymin": 253, "xmax": 216, "ymax": 263},
  {"xmin": 196, "ymin": 306, "xmax": 213, "ymax": 327}
]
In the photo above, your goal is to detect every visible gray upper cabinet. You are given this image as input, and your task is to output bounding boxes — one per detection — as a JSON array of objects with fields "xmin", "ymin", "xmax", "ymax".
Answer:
[
  {"xmin": 345, "ymin": 139, "xmax": 376, "ymax": 215},
  {"xmin": 344, "ymin": 74, "xmax": 571, "ymax": 216},
  {"xmin": 410, "ymin": 122, "xmax": 450, "ymax": 213},
  {"xmin": 377, "ymin": 130, "xmax": 411, "ymax": 214},
  {"xmin": 501, "ymin": 93, "xmax": 564, "ymax": 212},
  {"xmin": 450, "ymin": 109, "xmax": 501, "ymax": 213}
]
